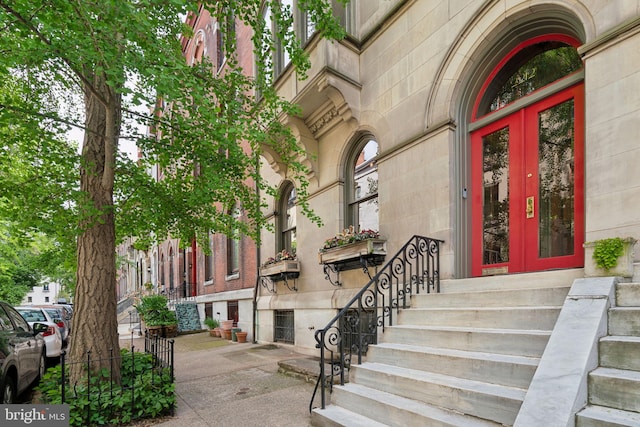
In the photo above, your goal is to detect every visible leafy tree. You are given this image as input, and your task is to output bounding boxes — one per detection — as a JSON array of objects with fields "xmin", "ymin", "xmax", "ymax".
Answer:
[
  {"xmin": 0, "ymin": 221, "xmax": 51, "ymax": 305},
  {"xmin": 0, "ymin": 0, "xmax": 344, "ymax": 384}
]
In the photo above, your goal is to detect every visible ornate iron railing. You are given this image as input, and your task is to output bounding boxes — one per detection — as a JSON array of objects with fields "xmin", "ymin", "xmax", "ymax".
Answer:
[{"xmin": 310, "ymin": 235, "xmax": 443, "ymax": 412}]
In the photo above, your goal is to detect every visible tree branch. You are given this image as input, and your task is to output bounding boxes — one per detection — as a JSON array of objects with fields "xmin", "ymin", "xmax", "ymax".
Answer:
[{"xmin": 0, "ymin": 1, "xmax": 109, "ymax": 109}]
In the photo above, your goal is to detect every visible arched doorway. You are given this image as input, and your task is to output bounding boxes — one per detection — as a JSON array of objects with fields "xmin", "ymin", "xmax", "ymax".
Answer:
[{"xmin": 470, "ymin": 35, "xmax": 584, "ymax": 276}]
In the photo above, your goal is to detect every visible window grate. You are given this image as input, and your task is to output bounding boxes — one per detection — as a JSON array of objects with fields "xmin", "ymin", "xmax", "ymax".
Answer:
[{"xmin": 274, "ymin": 310, "xmax": 294, "ymax": 344}]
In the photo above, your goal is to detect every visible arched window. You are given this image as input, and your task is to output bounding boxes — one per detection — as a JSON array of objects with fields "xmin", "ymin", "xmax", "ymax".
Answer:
[
  {"xmin": 227, "ymin": 210, "xmax": 241, "ymax": 276},
  {"xmin": 160, "ymin": 253, "xmax": 165, "ymax": 291},
  {"xmin": 346, "ymin": 136, "xmax": 379, "ymax": 231},
  {"xmin": 279, "ymin": 182, "xmax": 297, "ymax": 254},
  {"xmin": 470, "ymin": 35, "xmax": 584, "ymax": 276},
  {"xmin": 204, "ymin": 232, "xmax": 214, "ymax": 282}
]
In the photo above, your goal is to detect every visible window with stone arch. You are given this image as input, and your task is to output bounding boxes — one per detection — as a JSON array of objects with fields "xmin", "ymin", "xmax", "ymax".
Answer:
[
  {"xmin": 345, "ymin": 135, "xmax": 379, "ymax": 232},
  {"xmin": 191, "ymin": 30, "xmax": 206, "ymax": 65},
  {"xmin": 278, "ymin": 181, "xmax": 297, "ymax": 254}
]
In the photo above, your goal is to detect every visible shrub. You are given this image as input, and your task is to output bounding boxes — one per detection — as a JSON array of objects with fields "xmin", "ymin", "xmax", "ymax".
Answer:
[
  {"xmin": 592, "ymin": 237, "xmax": 625, "ymax": 271},
  {"xmin": 36, "ymin": 349, "xmax": 175, "ymax": 427}
]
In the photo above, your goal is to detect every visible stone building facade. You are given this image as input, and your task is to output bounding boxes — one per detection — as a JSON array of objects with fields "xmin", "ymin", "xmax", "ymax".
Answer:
[{"xmin": 255, "ymin": 0, "xmax": 640, "ymax": 355}]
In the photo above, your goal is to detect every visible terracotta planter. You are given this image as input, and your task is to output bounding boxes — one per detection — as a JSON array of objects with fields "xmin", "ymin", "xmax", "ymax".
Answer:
[
  {"xmin": 222, "ymin": 328, "xmax": 232, "ymax": 340},
  {"xmin": 221, "ymin": 320, "xmax": 234, "ymax": 330},
  {"xmin": 236, "ymin": 331, "xmax": 248, "ymax": 343},
  {"xmin": 209, "ymin": 329, "xmax": 217, "ymax": 337}
]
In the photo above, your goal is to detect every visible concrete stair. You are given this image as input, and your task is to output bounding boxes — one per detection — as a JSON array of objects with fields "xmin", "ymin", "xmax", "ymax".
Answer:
[
  {"xmin": 311, "ymin": 271, "xmax": 574, "ymax": 426},
  {"xmin": 576, "ymin": 282, "xmax": 640, "ymax": 426}
]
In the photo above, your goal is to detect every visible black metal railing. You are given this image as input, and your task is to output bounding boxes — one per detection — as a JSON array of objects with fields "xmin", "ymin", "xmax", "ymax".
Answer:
[
  {"xmin": 45, "ymin": 332, "xmax": 175, "ymax": 426},
  {"xmin": 310, "ymin": 235, "xmax": 443, "ymax": 412},
  {"xmin": 164, "ymin": 283, "xmax": 190, "ymax": 303}
]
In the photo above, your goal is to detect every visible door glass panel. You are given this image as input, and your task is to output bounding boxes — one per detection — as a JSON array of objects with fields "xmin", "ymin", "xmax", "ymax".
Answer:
[
  {"xmin": 481, "ymin": 42, "xmax": 582, "ymax": 115},
  {"xmin": 538, "ymin": 99, "xmax": 575, "ymax": 258},
  {"xmin": 482, "ymin": 127, "xmax": 510, "ymax": 265}
]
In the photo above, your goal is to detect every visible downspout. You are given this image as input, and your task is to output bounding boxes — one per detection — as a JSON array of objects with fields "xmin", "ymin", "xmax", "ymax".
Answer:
[{"xmin": 252, "ymin": 152, "xmax": 261, "ymax": 344}]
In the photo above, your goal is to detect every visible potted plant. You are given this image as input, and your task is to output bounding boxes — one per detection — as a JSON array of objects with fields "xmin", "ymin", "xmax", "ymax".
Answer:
[
  {"xmin": 260, "ymin": 249, "xmax": 300, "ymax": 277},
  {"xmin": 204, "ymin": 317, "xmax": 220, "ymax": 337},
  {"xmin": 134, "ymin": 295, "xmax": 178, "ymax": 337},
  {"xmin": 584, "ymin": 237, "xmax": 636, "ymax": 277},
  {"xmin": 318, "ymin": 226, "xmax": 386, "ymax": 264}
]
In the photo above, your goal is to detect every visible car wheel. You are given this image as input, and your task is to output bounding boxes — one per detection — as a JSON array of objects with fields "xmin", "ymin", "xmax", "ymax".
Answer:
[
  {"xmin": 2, "ymin": 375, "xmax": 16, "ymax": 404},
  {"xmin": 37, "ymin": 351, "xmax": 46, "ymax": 381}
]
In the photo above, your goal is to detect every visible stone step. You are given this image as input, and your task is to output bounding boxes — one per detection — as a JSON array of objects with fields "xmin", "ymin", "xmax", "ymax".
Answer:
[
  {"xmin": 616, "ymin": 283, "xmax": 640, "ymax": 307},
  {"xmin": 600, "ymin": 336, "xmax": 640, "ymax": 371},
  {"xmin": 412, "ymin": 286, "xmax": 569, "ymax": 308},
  {"xmin": 589, "ymin": 367, "xmax": 640, "ymax": 412},
  {"xmin": 577, "ymin": 405, "xmax": 640, "ymax": 427},
  {"xmin": 440, "ymin": 269, "xmax": 582, "ymax": 292},
  {"xmin": 310, "ymin": 404, "xmax": 387, "ymax": 427},
  {"xmin": 398, "ymin": 306, "xmax": 561, "ymax": 330},
  {"xmin": 367, "ymin": 343, "xmax": 538, "ymax": 388},
  {"xmin": 608, "ymin": 307, "xmax": 640, "ymax": 336},
  {"xmin": 382, "ymin": 325, "xmax": 551, "ymax": 357},
  {"xmin": 325, "ymin": 383, "xmax": 501, "ymax": 427},
  {"xmin": 350, "ymin": 362, "xmax": 525, "ymax": 426}
]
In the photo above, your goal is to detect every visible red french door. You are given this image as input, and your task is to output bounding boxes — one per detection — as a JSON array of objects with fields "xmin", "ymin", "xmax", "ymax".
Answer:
[{"xmin": 471, "ymin": 84, "xmax": 584, "ymax": 276}]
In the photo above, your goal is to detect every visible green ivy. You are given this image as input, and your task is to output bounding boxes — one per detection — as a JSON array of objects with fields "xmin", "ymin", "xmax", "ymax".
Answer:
[
  {"xmin": 592, "ymin": 237, "xmax": 625, "ymax": 271},
  {"xmin": 36, "ymin": 349, "xmax": 175, "ymax": 426}
]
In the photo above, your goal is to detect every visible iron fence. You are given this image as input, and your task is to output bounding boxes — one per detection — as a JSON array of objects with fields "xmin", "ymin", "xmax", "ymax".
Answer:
[{"xmin": 45, "ymin": 332, "xmax": 175, "ymax": 426}]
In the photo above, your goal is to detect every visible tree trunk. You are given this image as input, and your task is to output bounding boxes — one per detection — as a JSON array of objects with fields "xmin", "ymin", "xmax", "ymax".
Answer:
[{"xmin": 68, "ymin": 71, "xmax": 121, "ymax": 385}]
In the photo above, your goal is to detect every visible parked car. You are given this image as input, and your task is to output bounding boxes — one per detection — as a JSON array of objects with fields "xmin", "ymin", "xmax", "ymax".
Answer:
[
  {"xmin": 0, "ymin": 301, "xmax": 48, "ymax": 403},
  {"xmin": 15, "ymin": 307, "xmax": 64, "ymax": 359},
  {"xmin": 35, "ymin": 305, "xmax": 70, "ymax": 343}
]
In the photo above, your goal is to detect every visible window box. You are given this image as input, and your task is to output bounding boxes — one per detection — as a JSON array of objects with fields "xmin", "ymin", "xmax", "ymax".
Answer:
[
  {"xmin": 259, "ymin": 260, "xmax": 301, "ymax": 278},
  {"xmin": 318, "ymin": 239, "xmax": 386, "ymax": 265}
]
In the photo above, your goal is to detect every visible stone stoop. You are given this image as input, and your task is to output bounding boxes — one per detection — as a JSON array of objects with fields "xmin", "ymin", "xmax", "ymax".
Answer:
[
  {"xmin": 311, "ymin": 271, "xmax": 573, "ymax": 426},
  {"xmin": 577, "ymin": 282, "xmax": 640, "ymax": 426}
]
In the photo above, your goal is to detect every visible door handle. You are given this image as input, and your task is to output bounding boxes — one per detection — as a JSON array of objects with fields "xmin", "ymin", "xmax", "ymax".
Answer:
[{"xmin": 526, "ymin": 196, "xmax": 534, "ymax": 219}]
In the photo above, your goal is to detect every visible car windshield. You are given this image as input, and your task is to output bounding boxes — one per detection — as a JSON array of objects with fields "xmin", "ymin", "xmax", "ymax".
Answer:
[{"xmin": 18, "ymin": 309, "xmax": 47, "ymax": 322}]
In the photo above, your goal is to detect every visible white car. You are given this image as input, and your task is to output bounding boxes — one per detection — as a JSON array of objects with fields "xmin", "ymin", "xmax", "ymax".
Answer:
[{"xmin": 15, "ymin": 307, "xmax": 63, "ymax": 360}]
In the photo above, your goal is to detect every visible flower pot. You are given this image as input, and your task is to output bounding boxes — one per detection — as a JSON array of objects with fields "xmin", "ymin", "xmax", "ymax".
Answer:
[
  {"xmin": 146, "ymin": 325, "xmax": 163, "ymax": 337},
  {"xmin": 164, "ymin": 324, "xmax": 178, "ymax": 338},
  {"xmin": 222, "ymin": 328, "xmax": 232, "ymax": 340},
  {"xmin": 209, "ymin": 329, "xmax": 217, "ymax": 337},
  {"xmin": 231, "ymin": 327, "xmax": 241, "ymax": 342},
  {"xmin": 221, "ymin": 320, "xmax": 234, "ymax": 330},
  {"xmin": 236, "ymin": 331, "xmax": 248, "ymax": 343},
  {"xmin": 584, "ymin": 238, "xmax": 636, "ymax": 278}
]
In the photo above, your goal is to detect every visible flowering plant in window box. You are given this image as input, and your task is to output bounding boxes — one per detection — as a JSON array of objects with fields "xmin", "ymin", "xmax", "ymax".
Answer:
[
  {"xmin": 260, "ymin": 250, "xmax": 300, "ymax": 277},
  {"xmin": 318, "ymin": 226, "xmax": 386, "ymax": 264}
]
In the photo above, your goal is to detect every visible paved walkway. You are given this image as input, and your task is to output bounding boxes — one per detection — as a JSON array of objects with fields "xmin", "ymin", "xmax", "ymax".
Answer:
[{"xmin": 118, "ymin": 327, "xmax": 323, "ymax": 427}]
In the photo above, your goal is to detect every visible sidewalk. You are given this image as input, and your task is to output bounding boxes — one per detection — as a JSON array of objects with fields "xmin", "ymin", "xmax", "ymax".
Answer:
[{"xmin": 120, "ymin": 330, "xmax": 323, "ymax": 427}]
